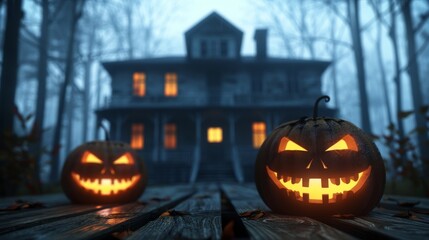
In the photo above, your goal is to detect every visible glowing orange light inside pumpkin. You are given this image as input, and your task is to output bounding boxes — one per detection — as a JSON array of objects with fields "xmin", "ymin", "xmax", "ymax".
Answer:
[
  {"xmin": 266, "ymin": 166, "xmax": 371, "ymax": 204},
  {"xmin": 326, "ymin": 134, "xmax": 358, "ymax": 152},
  {"xmin": 278, "ymin": 137, "xmax": 307, "ymax": 152},
  {"xmin": 71, "ymin": 173, "xmax": 141, "ymax": 196},
  {"xmin": 82, "ymin": 151, "xmax": 103, "ymax": 164},
  {"xmin": 113, "ymin": 153, "xmax": 134, "ymax": 165}
]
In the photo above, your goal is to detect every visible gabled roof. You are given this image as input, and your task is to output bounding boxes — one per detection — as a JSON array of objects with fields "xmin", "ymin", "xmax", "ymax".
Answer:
[
  {"xmin": 184, "ymin": 11, "xmax": 243, "ymax": 57},
  {"xmin": 185, "ymin": 11, "xmax": 243, "ymax": 36}
]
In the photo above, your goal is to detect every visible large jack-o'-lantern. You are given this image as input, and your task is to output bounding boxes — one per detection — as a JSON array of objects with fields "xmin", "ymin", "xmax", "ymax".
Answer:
[
  {"xmin": 255, "ymin": 96, "xmax": 385, "ymax": 216},
  {"xmin": 61, "ymin": 127, "xmax": 147, "ymax": 204}
]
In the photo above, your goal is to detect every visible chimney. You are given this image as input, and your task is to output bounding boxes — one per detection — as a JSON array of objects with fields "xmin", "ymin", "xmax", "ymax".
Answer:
[{"xmin": 254, "ymin": 29, "xmax": 268, "ymax": 59}]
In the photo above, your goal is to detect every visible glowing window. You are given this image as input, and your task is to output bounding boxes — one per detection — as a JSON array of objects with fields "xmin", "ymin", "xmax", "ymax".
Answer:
[
  {"xmin": 164, "ymin": 73, "xmax": 178, "ymax": 97},
  {"xmin": 164, "ymin": 123, "xmax": 177, "ymax": 149},
  {"xmin": 133, "ymin": 72, "xmax": 146, "ymax": 97},
  {"xmin": 252, "ymin": 122, "xmax": 266, "ymax": 148},
  {"xmin": 130, "ymin": 124, "xmax": 143, "ymax": 149},
  {"xmin": 207, "ymin": 127, "xmax": 222, "ymax": 143}
]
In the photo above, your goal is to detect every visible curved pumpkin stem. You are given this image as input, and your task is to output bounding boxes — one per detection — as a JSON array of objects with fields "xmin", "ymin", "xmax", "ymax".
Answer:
[
  {"xmin": 313, "ymin": 95, "xmax": 330, "ymax": 119},
  {"xmin": 99, "ymin": 123, "xmax": 110, "ymax": 141}
]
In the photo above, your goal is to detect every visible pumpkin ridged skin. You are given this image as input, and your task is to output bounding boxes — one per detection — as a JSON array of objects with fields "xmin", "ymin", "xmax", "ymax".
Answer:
[
  {"xmin": 255, "ymin": 117, "xmax": 385, "ymax": 216},
  {"xmin": 61, "ymin": 141, "xmax": 147, "ymax": 204}
]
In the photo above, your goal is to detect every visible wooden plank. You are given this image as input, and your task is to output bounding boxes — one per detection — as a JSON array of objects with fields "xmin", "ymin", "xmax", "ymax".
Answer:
[
  {"xmin": 317, "ymin": 210, "xmax": 429, "ymax": 240},
  {"xmin": 127, "ymin": 184, "xmax": 221, "ymax": 240},
  {"xmin": 0, "ymin": 194, "xmax": 69, "ymax": 209},
  {"xmin": 0, "ymin": 185, "xmax": 194, "ymax": 240},
  {"xmin": 222, "ymin": 184, "xmax": 356, "ymax": 240}
]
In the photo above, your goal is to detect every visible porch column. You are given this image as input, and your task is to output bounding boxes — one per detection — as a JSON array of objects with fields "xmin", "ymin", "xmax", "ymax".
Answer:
[
  {"xmin": 190, "ymin": 112, "xmax": 202, "ymax": 183},
  {"xmin": 160, "ymin": 114, "xmax": 166, "ymax": 161},
  {"xmin": 153, "ymin": 113, "xmax": 160, "ymax": 162},
  {"xmin": 229, "ymin": 113, "xmax": 244, "ymax": 183},
  {"xmin": 115, "ymin": 115, "xmax": 123, "ymax": 141}
]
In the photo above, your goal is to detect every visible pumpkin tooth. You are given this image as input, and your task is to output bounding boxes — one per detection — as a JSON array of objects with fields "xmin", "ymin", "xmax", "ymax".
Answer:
[
  {"xmin": 351, "ymin": 173, "xmax": 358, "ymax": 181},
  {"xmin": 341, "ymin": 177, "xmax": 350, "ymax": 184},
  {"xmin": 335, "ymin": 193, "xmax": 343, "ymax": 202},
  {"xmin": 302, "ymin": 178, "xmax": 309, "ymax": 187},
  {"xmin": 329, "ymin": 178, "xmax": 336, "ymax": 185},
  {"xmin": 303, "ymin": 193, "xmax": 309, "ymax": 203},
  {"xmin": 321, "ymin": 178, "xmax": 329, "ymax": 188},
  {"xmin": 276, "ymin": 173, "xmax": 282, "ymax": 180},
  {"xmin": 292, "ymin": 178, "xmax": 300, "ymax": 184},
  {"xmin": 111, "ymin": 179, "xmax": 114, "ymax": 184},
  {"xmin": 322, "ymin": 194, "xmax": 329, "ymax": 204},
  {"xmin": 282, "ymin": 175, "xmax": 289, "ymax": 182},
  {"xmin": 286, "ymin": 176, "xmax": 291, "ymax": 182},
  {"xmin": 334, "ymin": 178, "xmax": 340, "ymax": 185}
]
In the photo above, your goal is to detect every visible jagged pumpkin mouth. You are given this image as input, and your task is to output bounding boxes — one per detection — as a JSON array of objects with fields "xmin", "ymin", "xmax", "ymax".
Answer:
[
  {"xmin": 71, "ymin": 172, "xmax": 141, "ymax": 196},
  {"xmin": 266, "ymin": 166, "xmax": 371, "ymax": 204}
]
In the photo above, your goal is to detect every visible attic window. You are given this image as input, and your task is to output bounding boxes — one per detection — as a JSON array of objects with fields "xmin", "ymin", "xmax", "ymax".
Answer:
[
  {"xmin": 200, "ymin": 40, "xmax": 208, "ymax": 57},
  {"xmin": 220, "ymin": 40, "xmax": 228, "ymax": 57}
]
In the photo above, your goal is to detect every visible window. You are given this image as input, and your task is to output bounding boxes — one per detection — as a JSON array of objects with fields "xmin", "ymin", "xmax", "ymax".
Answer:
[
  {"xmin": 131, "ymin": 124, "xmax": 144, "ymax": 149},
  {"xmin": 164, "ymin": 73, "xmax": 178, "ymax": 97},
  {"xmin": 164, "ymin": 123, "xmax": 177, "ymax": 149},
  {"xmin": 133, "ymin": 72, "xmax": 146, "ymax": 97},
  {"xmin": 252, "ymin": 122, "xmax": 266, "ymax": 148},
  {"xmin": 220, "ymin": 40, "xmax": 228, "ymax": 57},
  {"xmin": 200, "ymin": 40, "xmax": 207, "ymax": 57},
  {"xmin": 207, "ymin": 127, "xmax": 223, "ymax": 143}
]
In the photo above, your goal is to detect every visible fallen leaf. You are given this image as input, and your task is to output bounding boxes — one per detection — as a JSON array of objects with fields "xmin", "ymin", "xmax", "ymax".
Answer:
[
  {"xmin": 0, "ymin": 200, "xmax": 45, "ymax": 211},
  {"xmin": 111, "ymin": 229, "xmax": 133, "ymax": 240},
  {"xmin": 398, "ymin": 201, "xmax": 420, "ymax": 207},
  {"xmin": 160, "ymin": 209, "xmax": 190, "ymax": 217},
  {"xmin": 333, "ymin": 214, "xmax": 355, "ymax": 219},
  {"xmin": 239, "ymin": 210, "xmax": 265, "ymax": 220},
  {"xmin": 149, "ymin": 197, "xmax": 171, "ymax": 202},
  {"xmin": 393, "ymin": 211, "xmax": 419, "ymax": 220}
]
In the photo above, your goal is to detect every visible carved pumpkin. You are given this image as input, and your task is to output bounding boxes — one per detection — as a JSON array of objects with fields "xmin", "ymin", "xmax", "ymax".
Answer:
[
  {"xmin": 61, "ymin": 139, "xmax": 147, "ymax": 204},
  {"xmin": 255, "ymin": 96, "xmax": 385, "ymax": 216}
]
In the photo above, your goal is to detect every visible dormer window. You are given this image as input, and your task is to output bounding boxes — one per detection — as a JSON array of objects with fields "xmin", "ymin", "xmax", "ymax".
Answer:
[
  {"xmin": 133, "ymin": 72, "xmax": 146, "ymax": 97},
  {"xmin": 164, "ymin": 73, "xmax": 178, "ymax": 97},
  {"xmin": 200, "ymin": 40, "xmax": 208, "ymax": 57}
]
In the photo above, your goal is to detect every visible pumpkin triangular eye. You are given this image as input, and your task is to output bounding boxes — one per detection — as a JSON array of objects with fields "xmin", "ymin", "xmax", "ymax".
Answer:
[
  {"xmin": 325, "ymin": 134, "xmax": 358, "ymax": 152},
  {"xmin": 114, "ymin": 153, "xmax": 135, "ymax": 165},
  {"xmin": 82, "ymin": 151, "xmax": 103, "ymax": 164},
  {"xmin": 278, "ymin": 137, "xmax": 307, "ymax": 152}
]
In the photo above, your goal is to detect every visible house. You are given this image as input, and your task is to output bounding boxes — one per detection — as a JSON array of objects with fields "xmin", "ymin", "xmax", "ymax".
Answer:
[{"xmin": 96, "ymin": 12, "xmax": 335, "ymax": 184}]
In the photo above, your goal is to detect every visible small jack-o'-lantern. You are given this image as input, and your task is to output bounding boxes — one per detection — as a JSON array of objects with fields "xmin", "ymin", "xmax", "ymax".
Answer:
[
  {"xmin": 255, "ymin": 96, "xmax": 385, "ymax": 216},
  {"xmin": 61, "ymin": 130, "xmax": 147, "ymax": 203}
]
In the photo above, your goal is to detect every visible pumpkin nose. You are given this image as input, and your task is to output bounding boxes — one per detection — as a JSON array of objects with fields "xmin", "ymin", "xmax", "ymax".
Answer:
[
  {"xmin": 101, "ymin": 168, "xmax": 115, "ymax": 175},
  {"xmin": 306, "ymin": 159, "xmax": 328, "ymax": 170}
]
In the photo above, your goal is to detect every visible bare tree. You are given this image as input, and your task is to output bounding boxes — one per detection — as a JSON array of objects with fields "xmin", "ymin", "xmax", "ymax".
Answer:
[
  {"xmin": 346, "ymin": 0, "xmax": 371, "ymax": 132},
  {"xmin": 401, "ymin": 0, "xmax": 429, "ymax": 173},
  {"xmin": 0, "ymin": 0, "xmax": 23, "ymax": 142},
  {"xmin": 50, "ymin": 0, "xmax": 85, "ymax": 181}
]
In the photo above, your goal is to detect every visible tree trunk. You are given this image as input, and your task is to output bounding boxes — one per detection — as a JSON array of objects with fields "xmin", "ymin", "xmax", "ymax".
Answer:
[
  {"xmin": 0, "ymin": 0, "xmax": 23, "ymax": 142},
  {"xmin": 402, "ymin": 0, "xmax": 429, "ymax": 183},
  {"xmin": 347, "ymin": 0, "xmax": 371, "ymax": 132},
  {"xmin": 65, "ymin": 86, "xmax": 74, "ymax": 155},
  {"xmin": 125, "ymin": 3, "xmax": 134, "ymax": 58},
  {"xmin": 82, "ymin": 28, "xmax": 95, "ymax": 142},
  {"xmin": 375, "ymin": 3, "xmax": 393, "ymax": 126},
  {"xmin": 50, "ymin": 0, "xmax": 82, "ymax": 182},
  {"xmin": 330, "ymin": 0, "xmax": 339, "ymax": 108},
  {"xmin": 32, "ymin": 0, "xmax": 49, "ymax": 189}
]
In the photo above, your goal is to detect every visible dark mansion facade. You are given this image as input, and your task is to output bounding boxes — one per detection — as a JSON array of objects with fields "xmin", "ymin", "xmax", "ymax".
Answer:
[{"xmin": 96, "ymin": 12, "xmax": 334, "ymax": 184}]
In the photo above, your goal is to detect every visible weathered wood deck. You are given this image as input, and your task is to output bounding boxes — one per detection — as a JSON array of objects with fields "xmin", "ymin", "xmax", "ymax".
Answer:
[{"xmin": 0, "ymin": 184, "xmax": 428, "ymax": 239}]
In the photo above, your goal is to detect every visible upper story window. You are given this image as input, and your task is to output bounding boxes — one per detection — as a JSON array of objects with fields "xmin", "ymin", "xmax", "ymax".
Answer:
[
  {"xmin": 133, "ymin": 72, "xmax": 146, "ymax": 97},
  {"xmin": 197, "ymin": 38, "xmax": 233, "ymax": 58},
  {"xmin": 130, "ymin": 123, "xmax": 144, "ymax": 149},
  {"xmin": 207, "ymin": 127, "xmax": 223, "ymax": 143},
  {"xmin": 252, "ymin": 122, "xmax": 266, "ymax": 148},
  {"xmin": 220, "ymin": 40, "xmax": 228, "ymax": 57},
  {"xmin": 164, "ymin": 73, "xmax": 178, "ymax": 97},
  {"xmin": 200, "ymin": 40, "xmax": 208, "ymax": 57},
  {"xmin": 164, "ymin": 123, "xmax": 177, "ymax": 149}
]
